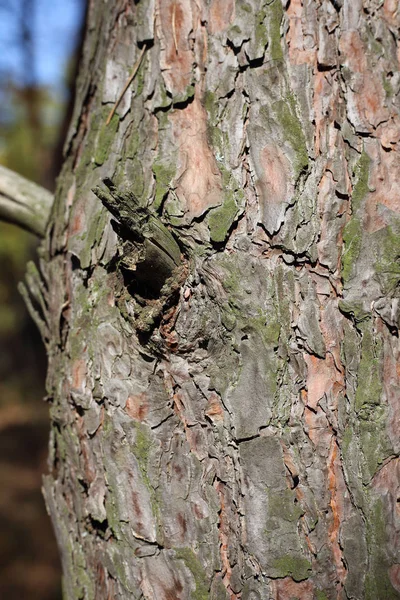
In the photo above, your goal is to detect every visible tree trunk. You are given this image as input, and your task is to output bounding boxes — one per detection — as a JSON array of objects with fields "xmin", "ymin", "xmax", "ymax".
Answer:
[{"xmin": 27, "ymin": 1, "xmax": 400, "ymax": 598}]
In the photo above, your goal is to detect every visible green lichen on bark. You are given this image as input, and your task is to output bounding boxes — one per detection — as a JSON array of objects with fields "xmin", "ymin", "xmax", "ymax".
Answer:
[
  {"xmin": 382, "ymin": 72, "xmax": 393, "ymax": 98},
  {"xmin": 220, "ymin": 303, "xmax": 237, "ymax": 331},
  {"xmin": 134, "ymin": 421, "xmax": 152, "ymax": 465},
  {"xmin": 153, "ymin": 161, "xmax": 176, "ymax": 209},
  {"xmin": 352, "ymin": 152, "xmax": 371, "ymax": 212},
  {"xmin": 134, "ymin": 58, "xmax": 146, "ymax": 98},
  {"xmin": 364, "ymin": 499, "xmax": 399, "ymax": 600},
  {"xmin": 77, "ymin": 207, "xmax": 110, "ymax": 270},
  {"xmin": 271, "ymin": 555, "xmax": 312, "ymax": 582},
  {"xmin": 266, "ymin": 0, "xmax": 284, "ymax": 61},
  {"xmin": 207, "ymin": 162, "xmax": 244, "ymax": 242},
  {"xmin": 342, "ymin": 217, "xmax": 362, "ymax": 284},
  {"xmin": 355, "ymin": 324, "xmax": 383, "ymax": 412},
  {"xmin": 71, "ymin": 545, "xmax": 96, "ymax": 600},
  {"xmin": 342, "ymin": 320, "xmax": 392, "ymax": 483},
  {"xmin": 273, "ymin": 94, "xmax": 309, "ymax": 176},
  {"xmin": 105, "ymin": 540, "xmax": 137, "ymax": 594},
  {"xmin": 253, "ymin": 8, "xmax": 268, "ymax": 53},
  {"xmin": 204, "ymin": 101, "xmax": 244, "ymax": 242},
  {"xmin": 133, "ymin": 422, "xmax": 161, "ymax": 523},
  {"xmin": 94, "ymin": 110, "xmax": 119, "ymax": 166},
  {"xmin": 175, "ymin": 548, "xmax": 210, "ymax": 600},
  {"xmin": 374, "ymin": 223, "xmax": 400, "ymax": 294},
  {"xmin": 359, "ymin": 413, "xmax": 392, "ymax": 483},
  {"xmin": 267, "ymin": 489, "xmax": 304, "ymax": 523},
  {"xmin": 203, "ymin": 91, "xmax": 218, "ymax": 124},
  {"xmin": 341, "ymin": 151, "xmax": 371, "ymax": 283},
  {"xmin": 339, "ymin": 298, "xmax": 370, "ymax": 323},
  {"xmin": 173, "ymin": 83, "xmax": 195, "ymax": 106},
  {"xmin": 208, "ymin": 194, "xmax": 238, "ymax": 242}
]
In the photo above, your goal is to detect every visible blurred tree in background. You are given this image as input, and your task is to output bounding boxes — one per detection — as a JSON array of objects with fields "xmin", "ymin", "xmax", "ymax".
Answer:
[{"xmin": 0, "ymin": 0, "xmax": 85, "ymax": 597}]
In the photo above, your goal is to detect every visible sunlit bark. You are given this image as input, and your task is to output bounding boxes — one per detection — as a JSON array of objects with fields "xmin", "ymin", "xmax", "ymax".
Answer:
[{"xmin": 25, "ymin": 1, "xmax": 400, "ymax": 598}]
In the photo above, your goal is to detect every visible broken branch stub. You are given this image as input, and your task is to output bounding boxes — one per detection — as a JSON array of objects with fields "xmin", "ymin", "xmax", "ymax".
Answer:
[{"xmin": 93, "ymin": 178, "xmax": 182, "ymax": 295}]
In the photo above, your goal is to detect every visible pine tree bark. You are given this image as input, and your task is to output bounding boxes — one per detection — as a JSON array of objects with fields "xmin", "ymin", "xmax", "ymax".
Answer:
[{"xmin": 26, "ymin": 1, "xmax": 400, "ymax": 598}]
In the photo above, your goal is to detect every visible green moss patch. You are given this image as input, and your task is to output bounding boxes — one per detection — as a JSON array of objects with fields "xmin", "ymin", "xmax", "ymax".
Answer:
[
  {"xmin": 273, "ymin": 94, "xmax": 308, "ymax": 177},
  {"xmin": 267, "ymin": 0, "xmax": 284, "ymax": 61},
  {"xmin": 352, "ymin": 151, "xmax": 371, "ymax": 212},
  {"xmin": 152, "ymin": 162, "xmax": 176, "ymax": 209},
  {"xmin": 355, "ymin": 325, "xmax": 383, "ymax": 412},
  {"xmin": 364, "ymin": 499, "xmax": 399, "ymax": 600},
  {"xmin": 175, "ymin": 548, "xmax": 209, "ymax": 600},
  {"xmin": 341, "ymin": 152, "xmax": 371, "ymax": 283},
  {"xmin": 374, "ymin": 224, "xmax": 400, "ymax": 294},
  {"xmin": 272, "ymin": 555, "xmax": 312, "ymax": 582},
  {"xmin": 342, "ymin": 217, "xmax": 362, "ymax": 284},
  {"xmin": 208, "ymin": 195, "xmax": 238, "ymax": 242},
  {"xmin": 94, "ymin": 111, "xmax": 119, "ymax": 166}
]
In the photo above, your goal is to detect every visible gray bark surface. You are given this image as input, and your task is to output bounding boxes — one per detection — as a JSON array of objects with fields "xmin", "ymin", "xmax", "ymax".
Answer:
[
  {"xmin": 0, "ymin": 165, "xmax": 53, "ymax": 236},
  {"xmin": 24, "ymin": 1, "xmax": 400, "ymax": 598}
]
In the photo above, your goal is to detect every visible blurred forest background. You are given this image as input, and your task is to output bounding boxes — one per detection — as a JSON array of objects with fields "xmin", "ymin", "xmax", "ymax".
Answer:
[{"xmin": 0, "ymin": 0, "xmax": 85, "ymax": 597}]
